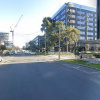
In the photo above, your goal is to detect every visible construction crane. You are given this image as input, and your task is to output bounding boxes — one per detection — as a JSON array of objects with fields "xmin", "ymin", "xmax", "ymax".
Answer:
[{"xmin": 10, "ymin": 15, "xmax": 23, "ymax": 46}]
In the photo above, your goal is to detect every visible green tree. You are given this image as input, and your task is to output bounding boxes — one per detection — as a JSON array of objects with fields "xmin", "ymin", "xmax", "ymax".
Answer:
[
  {"xmin": 41, "ymin": 18, "xmax": 66, "ymax": 52},
  {"xmin": 63, "ymin": 27, "xmax": 80, "ymax": 52},
  {"xmin": 6, "ymin": 47, "xmax": 13, "ymax": 50},
  {"xmin": 1, "ymin": 45, "xmax": 6, "ymax": 52},
  {"xmin": 26, "ymin": 41, "xmax": 37, "ymax": 52},
  {"xmin": 14, "ymin": 46, "xmax": 20, "ymax": 50}
]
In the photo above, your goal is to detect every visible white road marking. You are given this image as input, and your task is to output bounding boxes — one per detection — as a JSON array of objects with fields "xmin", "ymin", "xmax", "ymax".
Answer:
[
  {"xmin": 63, "ymin": 64, "xmax": 91, "ymax": 74},
  {"xmin": 91, "ymin": 72, "xmax": 100, "ymax": 74}
]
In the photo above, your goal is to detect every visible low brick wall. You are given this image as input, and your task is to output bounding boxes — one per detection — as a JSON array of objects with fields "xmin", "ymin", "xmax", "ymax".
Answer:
[{"xmin": 82, "ymin": 54, "xmax": 93, "ymax": 58}]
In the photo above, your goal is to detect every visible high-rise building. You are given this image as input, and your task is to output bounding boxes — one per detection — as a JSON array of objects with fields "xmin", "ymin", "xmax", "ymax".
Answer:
[
  {"xmin": 52, "ymin": 2, "xmax": 97, "ymax": 41},
  {"xmin": 32, "ymin": 36, "xmax": 43, "ymax": 49},
  {"xmin": 97, "ymin": 0, "xmax": 100, "ymax": 39},
  {"xmin": 0, "ymin": 32, "xmax": 9, "ymax": 45}
]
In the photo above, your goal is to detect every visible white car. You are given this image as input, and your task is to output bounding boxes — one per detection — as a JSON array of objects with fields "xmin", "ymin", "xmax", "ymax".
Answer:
[{"xmin": 0, "ymin": 56, "xmax": 3, "ymax": 62}]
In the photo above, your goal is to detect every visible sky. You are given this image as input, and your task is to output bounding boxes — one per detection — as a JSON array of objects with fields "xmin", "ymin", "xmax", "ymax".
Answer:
[{"xmin": 0, "ymin": 0, "xmax": 97, "ymax": 48}]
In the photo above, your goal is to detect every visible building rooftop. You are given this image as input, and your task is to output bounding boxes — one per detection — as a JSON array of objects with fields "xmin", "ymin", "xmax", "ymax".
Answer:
[{"xmin": 52, "ymin": 2, "xmax": 96, "ymax": 19}]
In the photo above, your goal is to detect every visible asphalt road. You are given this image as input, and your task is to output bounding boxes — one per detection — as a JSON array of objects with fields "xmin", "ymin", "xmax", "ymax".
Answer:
[{"xmin": 0, "ymin": 55, "xmax": 100, "ymax": 100}]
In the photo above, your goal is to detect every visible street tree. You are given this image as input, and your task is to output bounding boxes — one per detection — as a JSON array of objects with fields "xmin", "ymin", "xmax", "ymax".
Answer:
[
  {"xmin": 63, "ymin": 27, "xmax": 80, "ymax": 52},
  {"xmin": 6, "ymin": 47, "xmax": 13, "ymax": 50},
  {"xmin": 1, "ymin": 45, "xmax": 6, "ymax": 52}
]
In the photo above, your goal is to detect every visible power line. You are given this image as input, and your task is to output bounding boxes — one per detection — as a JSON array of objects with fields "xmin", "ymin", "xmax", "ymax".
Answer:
[{"xmin": 14, "ymin": 31, "xmax": 43, "ymax": 36}]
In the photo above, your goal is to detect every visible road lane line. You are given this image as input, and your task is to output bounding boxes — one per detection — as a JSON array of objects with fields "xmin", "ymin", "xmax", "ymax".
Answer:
[
  {"xmin": 63, "ymin": 64, "xmax": 91, "ymax": 74},
  {"xmin": 91, "ymin": 72, "xmax": 100, "ymax": 74}
]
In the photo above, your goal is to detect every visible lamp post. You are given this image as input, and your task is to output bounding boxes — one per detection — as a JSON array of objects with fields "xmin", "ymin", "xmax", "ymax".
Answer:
[
  {"xmin": 45, "ymin": 28, "xmax": 46, "ymax": 56},
  {"xmin": 85, "ymin": 15, "xmax": 89, "ymax": 41},
  {"xmin": 58, "ymin": 26, "xmax": 61, "ymax": 60},
  {"xmin": 56, "ymin": 24, "xmax": 64, "ymax": 60}
]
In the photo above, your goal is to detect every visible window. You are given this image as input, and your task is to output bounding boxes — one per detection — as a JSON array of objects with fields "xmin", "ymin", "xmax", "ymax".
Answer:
[
  {"xmin": 88, "ymin": 27, "xmax": 93, "ymax": 31},
  {"xmin": 88, "ymin": 17, "xmax": 93, "ymax": 21},
  {"xmin": 95, "ymin": 14, "xmax": 97, "ymax": 17},
  {"xmin": 87, "ymin": 23, "xmax": 93, "ymax": 26},
  {"xmin": 67, "ymin": 19, "xmax": 75, "ymax": 23},
  {"xmin": 67, "ymin": 9, "xmax": 75, "ymax": 13},
  {"xmin": 79, "ymin": 36, "xmax": 85, "ymax": 40},
  {"xmin": 81, "ymin": 31, "xmax": 85, "ymax": 35},
  {"xmin": 77, "ymin": 26, "xmax": 85, "ymax": 30},
  {"xmin": 77, "ymin": 21, "xmax": 85, "ymax": 25},
  {"xmin": 67, "ymin": 14, "xmax": 75, "ymax": 18},
  {"xmin": 95, "ymin": 28, "xmax": 97, "ymax": 31},
  {"xmin": 56, "ymin": 15, "xmax": 60, "ymax": 19},
  {"xmin": 77, "ymin": 16, "xmax": 85, "ymax": 20},
  {"xmin": 95, "ymin": 32, "xmax": 97, "ymax": 36},
  {"xmin": 95, "ymin": 37, "xmax": 97, "ymax": 40},
  {"xmin": 63, "ymin": 20, "xmax": 66, "ymax": 24},
  {"xmin": 61, "ymin": 10, "xmax": 66, "ymax": 15},
  {"xmin": 95, "ymin": 19, "xmax": 97, "ymax": 22},
  {"xmin": 87, "ymin": 32, "xmax": 93, "ymax": 35},
  {"xmin": 87, "ymin": 12, "xmax": 93, "ymax": 16},
  {"xmin": 77, "ymin": 11, "xmax": 85, "ymax": 14},
  {"xmin": 61, "ymin": 15, "xmax": 65, "ymax": 20},
  {"xmin": 95, "ymin": 23, "xmax": 97, "ymax": 26},
  {"xmin": 87, "ymin": 37, "xmax": 93, "ymax": 40}
]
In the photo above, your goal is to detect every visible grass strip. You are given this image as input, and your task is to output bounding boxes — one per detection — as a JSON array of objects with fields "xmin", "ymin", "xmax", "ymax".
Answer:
[{"xmin": 63, "ymin": 59, "xmax": 100, "ymax": 69}]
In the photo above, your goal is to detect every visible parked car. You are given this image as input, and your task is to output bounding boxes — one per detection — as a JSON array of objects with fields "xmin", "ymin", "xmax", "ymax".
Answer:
[
  {"xmin": 0, "ymin": 56, "xmax": 3, "ymax": 62},
  {"xmin": 5, "ymin": 51, "xmax": 13, "ymax": 55}
]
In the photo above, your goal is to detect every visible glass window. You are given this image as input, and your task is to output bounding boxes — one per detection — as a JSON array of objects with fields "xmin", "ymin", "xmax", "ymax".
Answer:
[
  {"xmin": 95, "ymin": 32, "xmax": 97, "ymax": 36},
  {"xmin": 87, "ymin": 32, "xmax": 93, "ymax": 35},
  {"xmin": 61, "ymin": 15, "xmax": 65, "ymax": 20},
  {"xmin": 95, "ymin": 37, "xmax": 97, "ymax": 40},
  {"xmin": 77, "ymin": 11, "xmax": 85, "ymax": 14},
  {"xmin": 88, "ymin": 17, "xmax": 93, "ymax": 21},
  {"xmin": 67, "ymin": 19, "xmax": 75, "ymax": 23},
  {"xmin": 79, "ymin": 36, "xmax": 85, "ymax": 40},
  {"xmin": 61, "ymin": 10, "xmax": 66, "ymax": 15},
  {"xmin": 87, "ymin": 37, "xmax": 93, "ymax": 40},
  {"xmin": 67, "ymin": 14, "xmax": 75, "ymax": 18},
  {"xmin": 87, "ymin": 12, "xmax": 93, "ymax": 16},
  {"xmin": 87, "ymin": 23, "xmax": 93, "ymax": 26},
  {"xmin": 77, "ymin": 16, "xmax": 85, "ymax": 20},
  {"xmin": 88, "ymin": 27, "xmax": 93, "ymax": 30},
  {"xmin": 77, "ymin": 21, "xmax": 85, "ymax": 25},
  {"xmin": 77, "ymin": 26, "xmax": 85, "ymax": 30},
  {"xmin": 81, "ymin": 31, "xmax": 85, "ymax": 35},
  {"xmin": 95, "ymin": 28, "xmax": 97, "ymax": 31}
]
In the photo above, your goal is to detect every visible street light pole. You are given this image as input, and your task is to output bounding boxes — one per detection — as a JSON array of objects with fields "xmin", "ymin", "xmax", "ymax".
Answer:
[
  {"xmin": 58, "ymin": 27, "xmax": 60, "ymax": 60},
  {"xmin": 86, "ymin": 15, "xmax": 88, "ymax": 41},
  {"xmin": 45, "ymin": 30, "xmax": 46, "ymax": 55}
]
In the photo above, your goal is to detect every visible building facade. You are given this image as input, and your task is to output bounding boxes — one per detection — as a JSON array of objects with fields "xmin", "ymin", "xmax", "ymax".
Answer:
[
  {"xmin": 97, "ymin": 0, "xmax": 100, "ymax": 39},
  {"xmin": 52, "ymin": 2, "xmax": 97, "ymax": 41},
  {"xmin": 4, "ymin": 41, "xmax": 13, "ymax": 47},
  {"xmin": 25, "ymin": 42, "xmax": 30, "ymax": 48},
  {"xmin": 32, "ymin": 36, "xmax": 43, "ymax": 49},
  {"xmin": 0, "ymin": 32, "xmax": 9, "ymax": 45}
]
